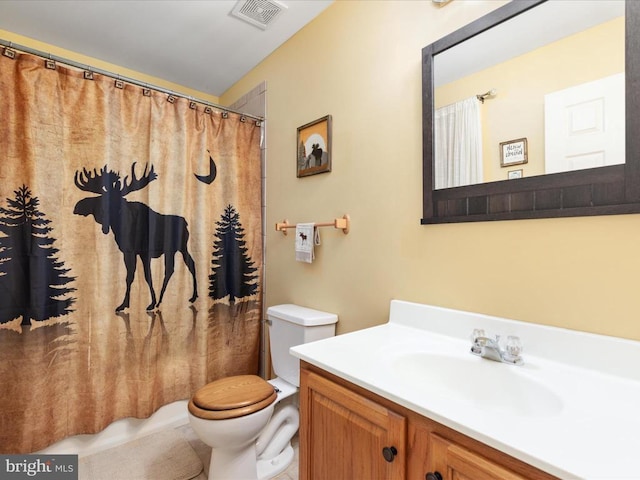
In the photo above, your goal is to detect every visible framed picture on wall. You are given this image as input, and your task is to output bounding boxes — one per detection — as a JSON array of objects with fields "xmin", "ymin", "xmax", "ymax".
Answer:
[
  {"xmin": 297, "ymin": 115, "xmax": 332, "ymax": 178},
  {"xmin": 508, "ymin": 169, "xmax": 523, "ymax": 180},
  {"xmin": 500, "ymin": 137, "xmax": 528, "ymax": 167}
]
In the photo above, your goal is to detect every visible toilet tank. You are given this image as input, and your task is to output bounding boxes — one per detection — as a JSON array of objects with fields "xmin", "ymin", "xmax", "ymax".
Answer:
[{"xmin": 267, "ymin": 304, "xmax": 338, "ymax": 387}]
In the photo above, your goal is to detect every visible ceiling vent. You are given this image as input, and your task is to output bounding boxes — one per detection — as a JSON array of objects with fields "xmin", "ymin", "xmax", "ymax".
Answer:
[{"xmin": 230, "ymin": 0, "xmax": 288, "ymax": 30}]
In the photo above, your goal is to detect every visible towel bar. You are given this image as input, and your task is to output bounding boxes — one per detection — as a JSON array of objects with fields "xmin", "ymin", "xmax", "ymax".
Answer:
[{"xmin": 275, "ymin": 214, "xmax": 350, "ymax": 235}]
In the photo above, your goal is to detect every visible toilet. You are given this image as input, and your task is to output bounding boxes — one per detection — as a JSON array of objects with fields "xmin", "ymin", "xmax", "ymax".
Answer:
[{"xmin": 188, "ymin": 304, "xmax": 338, "ymax": 480}]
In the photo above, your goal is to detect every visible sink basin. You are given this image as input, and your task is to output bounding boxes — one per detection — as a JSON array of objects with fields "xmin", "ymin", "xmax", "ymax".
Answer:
[{"xmin": 390, "ymin": 352, "xmax": 564, "ymax": 418}]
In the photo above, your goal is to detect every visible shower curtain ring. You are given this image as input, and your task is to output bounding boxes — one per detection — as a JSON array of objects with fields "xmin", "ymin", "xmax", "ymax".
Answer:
[{"xmin": 3, "ymin": 44, "xmax": 16, "ymax": 59}]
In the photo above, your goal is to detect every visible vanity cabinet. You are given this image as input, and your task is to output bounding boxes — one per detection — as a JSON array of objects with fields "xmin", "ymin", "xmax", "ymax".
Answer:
[
  {"xmin": 299, "ymin": 362, "xmax": 556, "ymax": 480},
  {"xmin": 299, "ymin": 365, "xmax": 407, "ymax": 479},
  {"xmin": 423, "ymin": 432, "xmax": 528, "ymax": 480}
]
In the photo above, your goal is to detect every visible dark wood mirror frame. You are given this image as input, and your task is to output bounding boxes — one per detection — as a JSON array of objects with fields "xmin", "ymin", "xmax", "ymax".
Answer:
[{"xmin": 422, "ymin": 0, "xmax": 640, "ymax": 224}]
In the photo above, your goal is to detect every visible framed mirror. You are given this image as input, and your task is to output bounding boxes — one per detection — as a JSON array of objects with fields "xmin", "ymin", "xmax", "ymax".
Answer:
[{"xmin": 422, "ymin": 0, "xmax": 640, "ymax": 223}]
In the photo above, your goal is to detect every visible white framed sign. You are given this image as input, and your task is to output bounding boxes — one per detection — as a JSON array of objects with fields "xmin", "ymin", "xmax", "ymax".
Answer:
[{"xmin": 500, "ymin": 138, "xmax": 528, "ymax": 167}]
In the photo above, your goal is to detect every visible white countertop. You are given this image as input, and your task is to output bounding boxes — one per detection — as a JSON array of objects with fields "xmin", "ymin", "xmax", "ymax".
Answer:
[{"xmin": 290, "ymin": 300, "xmax": 640, "ymax": 479}]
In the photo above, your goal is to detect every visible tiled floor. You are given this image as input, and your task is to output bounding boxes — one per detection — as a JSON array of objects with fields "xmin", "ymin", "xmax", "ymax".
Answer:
[{"xmin": 177, "ymin": 424, "xmax": 299, "ymax": 480}]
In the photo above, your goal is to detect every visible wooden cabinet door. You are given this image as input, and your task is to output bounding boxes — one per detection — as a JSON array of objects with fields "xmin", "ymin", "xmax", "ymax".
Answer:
[
  {"xmin": 299, "ymin": 368, "xmax": 406, "ymax": 480},
  {"xmin": 427, "ymin": 433, "xmax": 527, "ymax": 480}
]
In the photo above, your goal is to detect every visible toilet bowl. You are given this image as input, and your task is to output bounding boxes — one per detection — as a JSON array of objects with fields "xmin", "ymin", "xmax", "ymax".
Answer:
[
  {"xmin": 188, "ymin": 375, "xmax": 278, "ymax": 480},
  {"xmin": 188, "ymin": 304, "xmax": 338, "ymax": 480}
]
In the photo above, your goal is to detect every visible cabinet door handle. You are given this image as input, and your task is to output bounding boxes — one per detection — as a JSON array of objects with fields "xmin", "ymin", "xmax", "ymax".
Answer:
[
  {"xmin": 382, "ymin": 446, "xmax": 398, "ymax": 462},
  {"xmin": 426, "ymin": 472, "xmax": 443, "ymax": 480}
]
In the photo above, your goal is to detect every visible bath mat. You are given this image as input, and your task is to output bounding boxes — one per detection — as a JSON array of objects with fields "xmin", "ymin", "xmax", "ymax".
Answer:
[{"xmin": 78, "ymin": 429, "xmax": 203, "ymax": 480}]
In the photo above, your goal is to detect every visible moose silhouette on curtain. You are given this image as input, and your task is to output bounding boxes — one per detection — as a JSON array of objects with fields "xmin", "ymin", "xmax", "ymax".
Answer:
[{"xmin": 73, "ymin": 162, "xmax": 202, "ymax": 312}]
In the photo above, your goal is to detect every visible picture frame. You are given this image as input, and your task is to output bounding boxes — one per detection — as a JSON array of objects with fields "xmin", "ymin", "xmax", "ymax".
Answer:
[
  {"xmin": 297, "ymin": 115, "xmax": 332, "ymax": 178},
  {"xmin": 508, "ymin": 169, "xmax": 523, "ymax": 180},
  {"xmin": 500, "ymin": 137, "xmax": 528, "ymax": 167}
]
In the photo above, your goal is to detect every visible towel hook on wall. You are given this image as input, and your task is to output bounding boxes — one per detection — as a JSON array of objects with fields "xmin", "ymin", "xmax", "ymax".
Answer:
[{"xmin": 275, "ymin": 214, "xmax": 350, "ymax": 236}]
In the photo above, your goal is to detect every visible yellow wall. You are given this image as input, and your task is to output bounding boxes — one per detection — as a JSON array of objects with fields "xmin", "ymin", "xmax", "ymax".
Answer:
[
  {"xmin": 0, "ymin": 29, "xmax": 221, "ymax": 104},
  {"xmin": 435, "ymin": 17, "xmax": 624, "ymax": 183},
  {"xmin": 222, "ymin": 0, "xmax": 640, "ymax": 341}
]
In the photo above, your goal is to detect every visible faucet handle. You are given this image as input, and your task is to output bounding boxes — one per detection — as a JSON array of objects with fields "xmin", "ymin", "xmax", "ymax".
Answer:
[
  {"xmin": 505, "ymin": 335, "xmax": 523, "ymax": 358},
  {"xmin": 470, "ymin": 328, "xmax": 485, "ymax": 343},
  {"xmin": 470, "ymin": 329, "xmax": 485, "ymax": 354}
]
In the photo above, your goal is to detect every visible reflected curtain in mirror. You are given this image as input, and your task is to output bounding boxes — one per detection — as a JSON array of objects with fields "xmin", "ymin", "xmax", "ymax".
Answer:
[
  {"xmin": 434, "ymin": 96, "xmax": 483, "ymax": 189},
  {"xmin": 0, "ymin": 50, "xmax": 263, "ymax": 453}
]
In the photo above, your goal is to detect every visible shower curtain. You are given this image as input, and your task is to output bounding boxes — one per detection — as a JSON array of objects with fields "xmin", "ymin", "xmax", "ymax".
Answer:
[
  {"xmin": 0, "ymin": 49, "xmax": 263, "ymax": 453},
  {"xmin": 434, "ymin": 96, "xmax": 483, "ymax": 189}
]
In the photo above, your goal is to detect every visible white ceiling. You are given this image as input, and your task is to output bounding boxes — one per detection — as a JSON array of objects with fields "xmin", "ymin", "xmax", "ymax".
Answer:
[{"xmin": 0, "ymin": 0, "xmax": 333, "ymax": 97}]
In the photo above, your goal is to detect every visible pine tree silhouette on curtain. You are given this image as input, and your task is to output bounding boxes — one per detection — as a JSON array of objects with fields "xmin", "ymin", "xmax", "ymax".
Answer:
[
  {"xmin": 209, "ymin": 204, "xmax": 258, "ymax": 304},
  {"xmin": 0, "ymin": 185, "xmax": 76, "ymax": 325}
]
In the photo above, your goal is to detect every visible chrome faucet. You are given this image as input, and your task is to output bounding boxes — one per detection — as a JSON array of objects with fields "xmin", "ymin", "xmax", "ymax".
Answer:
[{"xmin": 470, "ymin": 329, "xmax": 523, "ymax": 365}]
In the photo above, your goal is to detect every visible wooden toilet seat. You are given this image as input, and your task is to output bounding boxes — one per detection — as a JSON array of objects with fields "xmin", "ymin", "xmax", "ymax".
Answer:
[{"xmin": 188, "ymin": 375, "xmax": 277, "ymax": 420}]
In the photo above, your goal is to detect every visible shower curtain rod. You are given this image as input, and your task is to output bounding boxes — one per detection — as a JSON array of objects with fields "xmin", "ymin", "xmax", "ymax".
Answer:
[
  {"xmin": 476, "ymin": 88, "xmax": 497, "ymax": 104},
  {"xmin": 0, "ymin": 38, "xmax": 264, "ymax": 122}
]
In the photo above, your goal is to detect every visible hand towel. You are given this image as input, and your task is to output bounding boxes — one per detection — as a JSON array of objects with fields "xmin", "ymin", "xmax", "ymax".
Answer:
[{"xmin": 295, "ymin": 223, "xmax": 320, "ymax": 263}]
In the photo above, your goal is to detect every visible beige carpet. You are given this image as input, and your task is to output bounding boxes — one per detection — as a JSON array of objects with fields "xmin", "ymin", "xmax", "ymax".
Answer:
[{"xmin": 79, "ymin": 429, "xmax": 204, "ymax": 480}]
